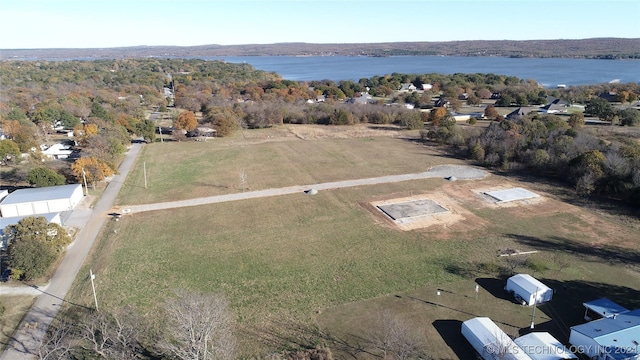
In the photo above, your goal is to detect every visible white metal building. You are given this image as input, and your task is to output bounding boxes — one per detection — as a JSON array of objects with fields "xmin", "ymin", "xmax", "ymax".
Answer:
[
  {"xmin": 514, "ymin": 332, "xmax": 577, "ymax": 360},
  {"xmin": 461, "ymin": 317, "xmax": 532, "ymax": 360},
  {"xmin": 505, "ymin": 274, "xmax": 553, "ymax": 306},
  {"xmin": 0, "ymin": 184, "xmax": 83, "ymax": 218}
]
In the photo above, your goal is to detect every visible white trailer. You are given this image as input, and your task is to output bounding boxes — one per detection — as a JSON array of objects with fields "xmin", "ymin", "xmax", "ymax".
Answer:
[
  {"xmin": 461, "ymin": 317, "xmax": 532, "ymax": 360},
  {"xmin": 514, "ymin": 332, "xmax": 577, "ymax": 360},
  {"xmin": 505, "ymin": 274, "xmax": 553, "ymax": 306}
]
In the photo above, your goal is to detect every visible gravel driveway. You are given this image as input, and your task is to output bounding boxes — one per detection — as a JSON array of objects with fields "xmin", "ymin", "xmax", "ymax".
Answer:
[{"xmin": 122, "ymin": 165, "xmax": 489, "ymax": 214}]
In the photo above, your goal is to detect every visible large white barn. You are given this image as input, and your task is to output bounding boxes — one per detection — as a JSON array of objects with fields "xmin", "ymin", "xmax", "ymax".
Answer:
[{"xmin": 0, "ymin": 184, "xmax": 83, "ymax": 218}]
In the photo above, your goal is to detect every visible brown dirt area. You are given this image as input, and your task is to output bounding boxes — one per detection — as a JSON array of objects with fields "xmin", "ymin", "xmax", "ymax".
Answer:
[{"xmin": 364, "ymin": 174, "xmax": 638, "ymax": 249}]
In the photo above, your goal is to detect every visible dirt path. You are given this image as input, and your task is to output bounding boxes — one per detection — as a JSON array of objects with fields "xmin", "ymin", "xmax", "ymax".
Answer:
[{"xmin": 118, "ymin": 165, "xmax": 489, "ymax": 214}]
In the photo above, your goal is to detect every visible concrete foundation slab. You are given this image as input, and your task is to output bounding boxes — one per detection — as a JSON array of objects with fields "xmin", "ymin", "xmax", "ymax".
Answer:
[
  {"xmin": 377, "ymin": 199, "xmax": 448, "ymax": 221},
  {"xmin": 484, "ymin": 188, "xmax": 540, "ymax": 202}
]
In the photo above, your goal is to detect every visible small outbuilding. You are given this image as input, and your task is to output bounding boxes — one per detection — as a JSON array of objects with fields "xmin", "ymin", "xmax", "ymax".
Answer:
[
  {"xmin": 461, "ymin": 317, "xmax": 532, "ymax": 360},
  {"xmin": 514, "ymin": 332, "xmax": 577, "ymax": 360},
  {"xmin": 505, "ymin": 274, "xmax": 553, "ymax": 306},
  {"xmin": 0, "ymin": 184, "xmax": 83, "ymax": 218}
]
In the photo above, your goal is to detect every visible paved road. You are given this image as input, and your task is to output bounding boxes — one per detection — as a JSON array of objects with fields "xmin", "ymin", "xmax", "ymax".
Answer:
[
  {"xmin": 122, "ymin": 165, "xmax": 488, "ymax": 213},
  {"xmin": 0, "ymin": 143, "xmax": 143, "ymax": 359}
]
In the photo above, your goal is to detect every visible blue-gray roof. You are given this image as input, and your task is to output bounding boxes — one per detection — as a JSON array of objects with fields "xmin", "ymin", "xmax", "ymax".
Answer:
[
  {"xmin": 584, "ymin": 298, "xmax": 630, "ymax": 318},
  {"xmin": 571, "ymin": 309, "xmax": 640, "ymax": 359},
  {"xmin": 0, "ymin": 213, "xmax": 61, "ymax": 235},
  {"xmin": 1, "ymin": 184, "xmax": 81, "ymax": 205}
]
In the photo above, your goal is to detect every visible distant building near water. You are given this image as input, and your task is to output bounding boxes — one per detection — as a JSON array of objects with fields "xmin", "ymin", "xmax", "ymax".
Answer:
[{"xmin": 0, "ymin": 184, "xmax": 83, "ymax": 218}]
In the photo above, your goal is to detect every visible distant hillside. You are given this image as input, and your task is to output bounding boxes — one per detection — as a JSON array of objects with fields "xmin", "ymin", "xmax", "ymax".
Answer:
[{"xmin": 2, "ymin": 38, "xmax": 639, "ymax": 60}]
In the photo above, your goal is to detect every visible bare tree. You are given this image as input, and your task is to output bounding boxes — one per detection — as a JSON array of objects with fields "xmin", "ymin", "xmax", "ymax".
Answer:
[
  {"xmin": 76, "ymin": 308, "xmax": 142, "ymax": 359},
  {"xmin": 156, "ymin": 289, "xmax": 236, "ymax": 360},
  {"xmin": 502, "ymin": 253, "xmax": 529, "ymax": 275},
  {"xmin": 370, "ymin": 310, "xmax": 426, "ymax": 359},
  {"xmin": 36, "ymin": 319, "xmax": 75, "ymax": 360}
]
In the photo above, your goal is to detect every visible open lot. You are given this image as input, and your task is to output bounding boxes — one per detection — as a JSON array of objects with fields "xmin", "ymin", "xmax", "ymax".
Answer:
[{"xmin": 63, "ymin": 125, "xmax": 639, "ymax": 357}]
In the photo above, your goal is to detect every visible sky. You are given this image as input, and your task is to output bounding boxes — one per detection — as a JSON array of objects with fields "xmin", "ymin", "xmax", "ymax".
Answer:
[{"xmin": 0, "ymin": 0, "xmax": 639, "ymax": 49}]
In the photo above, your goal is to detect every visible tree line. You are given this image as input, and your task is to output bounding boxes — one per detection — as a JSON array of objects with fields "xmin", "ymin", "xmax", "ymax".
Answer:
[{"xmin": 423, "ymin": 111, "xmax": 640, "ymax": 204}]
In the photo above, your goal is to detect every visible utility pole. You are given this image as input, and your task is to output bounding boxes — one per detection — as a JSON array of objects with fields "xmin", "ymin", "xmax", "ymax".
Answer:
[
  {"xmin": 143, "ymin": 161, "xmax": 147, "ymax": 189},
  {"xmin": 530, "ymin": 287, "xmax": 538, "ymax": 329},
  {"xmin": 82, "ymin": 168, "xmax": 89, "ymax": 196},
  {"xmin": 90, "ymin": 269, "xmax": 99, "ymax": 311}
]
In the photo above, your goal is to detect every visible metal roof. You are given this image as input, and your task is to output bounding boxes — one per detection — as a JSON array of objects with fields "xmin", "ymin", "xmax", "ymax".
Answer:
[
  {"xmin": 508, "ymin": 274, "xmax": 552, "ymax": 294},
  {"xmin": 0, "ymin": 184, "xmax": 81, "ymax": 205},
  {"xmin": 584, "ymin": 298, "xmax": 630, "ymax": 319},
  {"xmin": 462, "ymin": 317, "xmax": 533, "ymax": 360},
  {"xmin": 514, "ymin": 332, "xmax": 577, "ymax": 360},
  {"xmin": 571, "ymin": 309, "xmax": 640, "ymax": 359}
]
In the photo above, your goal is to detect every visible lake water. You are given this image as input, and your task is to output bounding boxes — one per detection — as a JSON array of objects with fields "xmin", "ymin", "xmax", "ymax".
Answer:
[{"xmin": 203, "ymin": 56, "xmax": 640, "ymax": 87}]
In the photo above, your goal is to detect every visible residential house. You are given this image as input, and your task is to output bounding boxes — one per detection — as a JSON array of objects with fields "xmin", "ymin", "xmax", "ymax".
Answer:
[
  {"xmin": 540, "ymin": 98, "xmax": 569, "ymax": 114},
  {"xmin": 347, "ymin": 92, "xmax": 372, "ymax": 105},
  {"xmin": 399, "ymin": 83, "xmax": 417, "ymax": 92},
  {"xmin": 599, "ymin": 92, "xmax": 620, "ymax": 103},
  {"xmin": 569, "ymin": 308, "xmax": 640, "ymax": 360},
  {"xmin": 506, "ymin": 107, "xmax": 537, "ymax": 120},
  {"xmin": 42, "ymin": 143, "xmax": 73, "ymax": 160},
  {"xmin": 434, "ymin": 97, "xmax": 450, "ymax": 108}
]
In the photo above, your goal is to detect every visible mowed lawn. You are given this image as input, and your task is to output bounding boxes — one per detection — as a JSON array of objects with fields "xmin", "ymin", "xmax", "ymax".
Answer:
[
  {"xmin": 68, "ymin": 128, "xmax": 640, "ymax": 357},
  {"xmin": 116, "ymin": 127, "xmax": 461, "ymax": 205}
]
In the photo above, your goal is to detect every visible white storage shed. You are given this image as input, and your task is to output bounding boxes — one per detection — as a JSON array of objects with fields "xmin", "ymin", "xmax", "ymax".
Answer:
[
  {"xmin": 505, "ymin": 274, "xmax": 553, "ymax": 306},
  {"xmin": 461, "ymin": 317, "xmax": 532, "ymax": 360},
  {"xmin": 0, "ymin": 184, "xmax": 83, "ymax": 218},
  {"xmin": 514, "ymin": 332, "xmax": 577, "ymax": 360}
]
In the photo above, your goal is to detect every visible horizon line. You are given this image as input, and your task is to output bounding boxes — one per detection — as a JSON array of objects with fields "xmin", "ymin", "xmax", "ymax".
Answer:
[{"xmin": 2, "ymin": 37, "xmax": 638, "ymax": 51}]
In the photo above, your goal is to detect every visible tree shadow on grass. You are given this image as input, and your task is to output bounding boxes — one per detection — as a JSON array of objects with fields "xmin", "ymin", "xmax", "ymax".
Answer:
[
  {"xmin": 432, "ymin": 319, "xmax": 478, "ymax": 360},
  {"xmin": 506, "ymin": 233, "xmax": 640, "ymax": 267},
  {"xmin": 242, "ymin": 317, "xmax": 374, "ymax": 359}
]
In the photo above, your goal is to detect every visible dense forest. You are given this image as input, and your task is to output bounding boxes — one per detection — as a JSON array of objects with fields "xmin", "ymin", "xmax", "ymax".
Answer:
[{"xmin": 2, "ymin": 38, "xmax": 640, "ymax": 60}]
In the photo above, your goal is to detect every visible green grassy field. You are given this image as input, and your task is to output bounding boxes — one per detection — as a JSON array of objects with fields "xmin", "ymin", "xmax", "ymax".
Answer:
[
  {"xmin": 116, "ymin": 128, "xmax": 461, "ymax": 205},
  {"xmin": 66, "ymin": 126, "xmax": 640, "ymax": 358}
]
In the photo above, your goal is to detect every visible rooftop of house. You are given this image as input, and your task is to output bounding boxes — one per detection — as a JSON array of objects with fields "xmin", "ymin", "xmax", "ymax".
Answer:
[
  {"xmin": 571, "ymin": 309, "xmax": 640, "ymax": 357},
  {"xmin": 584, "ymin": 298, "xmax": 630, "ymax": 319}
]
